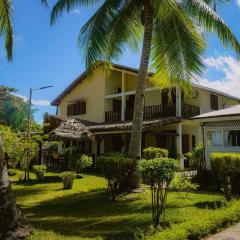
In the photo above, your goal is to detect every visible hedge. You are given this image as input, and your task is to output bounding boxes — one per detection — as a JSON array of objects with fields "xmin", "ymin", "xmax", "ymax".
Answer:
[{"xmin": 143, "ymin": 147, "xmax": 168, "ymax": 160}]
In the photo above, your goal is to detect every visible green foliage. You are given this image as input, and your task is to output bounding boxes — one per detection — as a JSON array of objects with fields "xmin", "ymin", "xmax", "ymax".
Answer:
[
  {"xmin": 33, "ymin": 165, "xmax": 47, "ymax": 181},
  {"xmin": 211, "ymin": 152, "xmax": 240, "ymax": 201},
  {"xmin": 192, "ymin": 169, "xmax": 215, "ymax": 191},
  {"xmin": 98, "ymin": 154, "xmax": 132, "ymax": 201},
  {"xmin": 59, "ymin": 171, "xmax": 76, "ymax": 190},
  {"xmin": 47, "ymin": 141, "xmax": 59, "ymax": 154},
  {"xmin": 11, "ymin": 171, "xmax": 240, "ymax": 240},
  {"xmin": 184, "ymin": 143, "xmax": 204, "ymax": 168},
  {"xmin": 72, "ymin": 154, "xmax": 93, "ymax": 173},
  {"xmin": 8, "ymin": 169, "xmax": 17, "ymax": 176},
  {"xmin": 138, "ymin": 158, "xmax": 179, "ymax": 228},
  {"xmin": 170, "ymin": 173, "xmax": 199, "ymax": 198},
  {"xmin": 143, "ymin": 147, "xmax": 168, "ymax": 160}
]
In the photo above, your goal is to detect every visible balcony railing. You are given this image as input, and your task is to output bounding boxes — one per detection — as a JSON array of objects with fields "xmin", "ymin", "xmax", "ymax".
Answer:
[{"xmin": 105, "ymin": 104, "xmax": 200, "ymax": 123}]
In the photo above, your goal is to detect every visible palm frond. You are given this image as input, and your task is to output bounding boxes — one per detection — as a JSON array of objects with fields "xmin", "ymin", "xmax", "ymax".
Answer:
[
  {"xmin": 0, "ymin": 0, "xmax": 13, "ymax": 61},
  {"xmin": 51, "ymin": 0, "xmax": 103, "ymax": 24},
  {"xmin": 151, "ymin": 1, "xmax": 206, "ymax": 95},
  {"xmin": 78, "ymin": 0, "xmax": 142, "ymax": 72},
  {"xmin": 182, "ymin": 0, "xmax": 240, "ymax": 58}
]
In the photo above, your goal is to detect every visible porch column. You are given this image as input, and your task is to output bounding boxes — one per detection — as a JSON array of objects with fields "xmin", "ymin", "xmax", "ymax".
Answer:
[
  {"xmin": 176, "ymin": 123, "xmax": 184, "ymax": 169},
  {"xmin": 176, "ymin": 86, "xmax": 182, "ymax": 117},
  {"xmin": 121, "ymin": 72, "xmax": 126, "ymax": 121}
]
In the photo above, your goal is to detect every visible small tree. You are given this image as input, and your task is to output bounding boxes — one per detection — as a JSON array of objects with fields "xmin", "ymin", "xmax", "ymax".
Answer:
[
  {"xmin": 98, "ymin": 155, "xmax": 132, "ymax": 201},
  {"xmin": 138, "ymin": 158, "xmax": 179, "ymax": 228},
  {"xmin": 59, "ymin": 171, "xmax": 76, "ymax": 190},
  {"xmin": 33, "ymin": 165, "xmax": 47, "ymax": 182}
]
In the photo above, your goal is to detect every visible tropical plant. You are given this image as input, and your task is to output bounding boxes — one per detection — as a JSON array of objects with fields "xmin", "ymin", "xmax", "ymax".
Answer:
[
  {"xmin": 72, "ymin": 154, "xmax": 93, "ymax": 173},
  {"xmin": 33, "ymin": 165, "xmax": 47, "ymax": 181},
  {"xmin": 211, "ymin": 152, "xmax": 240, "ymax": 201},
  {"xmin": 50, "ymin": 0, "xmax": 240, "ymax": 189},
  {"xmin": 98, "ymin": 154, "xmax": 132, "ymax": 201},
  {"xmin": 138, "ymin": 157, "xmax": 179, "ymax": 228},
  {"xmin": 59, "ymin": 171, "xmax": 76, "ymax": 189},
  {"xmin": 143, "ymin": 147, "xmax": 168, "ymax": 160}
]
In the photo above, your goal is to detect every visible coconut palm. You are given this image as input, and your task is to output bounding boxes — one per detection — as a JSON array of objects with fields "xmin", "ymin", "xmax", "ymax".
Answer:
[
  {"xmin": 51, "ymin": 0, "xmax": 240, "ymax": 188},
  {"xmin": 0, "ymin": 1, "xmax": 48, "ymax": 238}
]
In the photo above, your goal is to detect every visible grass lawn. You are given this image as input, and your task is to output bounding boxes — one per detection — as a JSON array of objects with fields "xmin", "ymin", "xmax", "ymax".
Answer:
[{"xmin": 11, "ymin": 170, "xmax": 240, "ymax": 240}]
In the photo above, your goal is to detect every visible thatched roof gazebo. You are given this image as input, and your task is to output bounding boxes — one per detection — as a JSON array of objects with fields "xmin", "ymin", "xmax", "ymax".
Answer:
[
  {"xmin": 50, "ymin": 118, "xmax": 94, "ymax": 170},
  {"xmin": 51, "ymin": 118, "xmax": 94, "ymax": 141}
]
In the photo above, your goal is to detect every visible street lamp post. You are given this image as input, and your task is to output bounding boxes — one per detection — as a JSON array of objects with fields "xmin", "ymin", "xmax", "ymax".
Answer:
[{"xmin": 25, "ymin": 85, "xmax": 53, "ymax": 181}]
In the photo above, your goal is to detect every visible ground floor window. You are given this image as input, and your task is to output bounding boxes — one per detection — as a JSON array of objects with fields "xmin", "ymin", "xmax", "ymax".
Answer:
[
  {"xmin": 224, "ymin": 130, "xmax": 240, "ymax": 147},
  {"xmin": 206, "ymin": 130, "xmax": 222, "ymax": 147}
]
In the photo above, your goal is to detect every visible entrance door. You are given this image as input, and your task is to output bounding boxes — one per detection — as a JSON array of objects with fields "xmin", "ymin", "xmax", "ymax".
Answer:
[{"xmin": 182, "ymin": 135, "xmax": 189, "ymax": 153}]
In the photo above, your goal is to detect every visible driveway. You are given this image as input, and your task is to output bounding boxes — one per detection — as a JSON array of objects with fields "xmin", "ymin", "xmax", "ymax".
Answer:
[{"xmin": 205, "ymin": 223, "xmax": 240, "ymax": 240}]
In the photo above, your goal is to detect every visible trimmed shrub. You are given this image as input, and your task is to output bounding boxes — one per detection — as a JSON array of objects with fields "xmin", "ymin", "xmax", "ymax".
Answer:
[
  {"xmin": 97, "ymin": 155, "xmax": 132, "ymax": 201},
  {"xmin": 8, "ymin": 169, "xmax": 17, "ymax": 176},
  {"xmin": 33, "ymin": 165, "xmax": 47, "ymax": 181},
  {"xmin": 138, "ymin": 157, "xmax": 179, "ymax": 228},
  {"xmin": 170, "ymin": 172, "xmax": 199, "ymax": 198},
  {"xmin": 72, "ymin": 154, "xmax": 93, "ymax": 173},
  {"xmin": 59, "ymin": 171, "xmax": 76, "ymax": 189},
  {"xmin": 211, "ymin": 152, "xmax": 240, "ymax": 201},
  {"xmin": 192, "ymin": 169, "xmax": 215, "ymax": 191},
  {"xmin": 143, "ymin": 147, "xmax": 168, "ymax": 160}
]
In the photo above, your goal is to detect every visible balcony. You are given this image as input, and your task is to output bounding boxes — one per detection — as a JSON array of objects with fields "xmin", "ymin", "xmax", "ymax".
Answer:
[{"xmin": 105, "ymin": 104, "xmax": 200, "ymax": 123}]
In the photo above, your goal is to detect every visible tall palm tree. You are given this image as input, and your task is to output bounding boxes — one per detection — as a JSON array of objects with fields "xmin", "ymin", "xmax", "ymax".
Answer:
[
  {"xmin": 0, "ymin": 1, "xmax": 47, "ymax": 238},
  {"xmin": 51, "ymin": 0, "xmax": 240, "ymax": 188}
]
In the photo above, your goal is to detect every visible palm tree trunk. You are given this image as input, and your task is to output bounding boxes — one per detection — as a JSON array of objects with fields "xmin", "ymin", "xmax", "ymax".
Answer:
[
  {"xmin": 0, "ymin": 135, "xmax": 31, "ymax": 239},
  {"xmin": 128, "ymin": 0, "xmax": 153, "ymax": 189}
]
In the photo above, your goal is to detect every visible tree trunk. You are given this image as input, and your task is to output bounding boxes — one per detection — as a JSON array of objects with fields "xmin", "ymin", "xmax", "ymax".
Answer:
[
  {"xmin": 127, "ymin": 0, "xmax": 153, "ymax": 189},
  {"xmin": 0, "ymin": 135, "xmax": 31, "ymax": 240}
]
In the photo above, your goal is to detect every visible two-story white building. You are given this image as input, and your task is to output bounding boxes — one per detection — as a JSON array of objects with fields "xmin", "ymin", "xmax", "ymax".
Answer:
[{"xmin": 50, "ymin": 64, "xmax": 240, "ymax": 162}]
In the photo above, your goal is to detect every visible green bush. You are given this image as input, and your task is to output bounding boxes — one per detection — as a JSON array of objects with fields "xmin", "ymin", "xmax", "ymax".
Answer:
[
  {"xmin": 138, "ymin": 157, "xmax": 179, "ymax": 228},
  {"xmin": 143, "ymin": 147, "xmax": 168, "ymax": 160},
  {"xmin": 72, "ymin": 154, "xmax": 93, "ymax": 173},
  {"xmin": 59, "ymin": 171, "xmax": 76, "ymax": 189},
  {"xmin": 97, "ymin": 155, "xmax": 132, "ymax": 201},
  {"xmin": 184, "ymin": 143, "xmax": 204, "ymax": 168},
  {"xmin": 211, "ymin": 152, "xmax": 240, "ymax": 201},
  {"xmin": 170, "ymin": 173, "xmax": 199, "ymax": 198},
  {"xmin": 192, "ymin": 169, "xmax": 215, "ymax": 191},
  {"xmin": 33, "ymin": 165, "xmax": 47, "ymax": 181}
]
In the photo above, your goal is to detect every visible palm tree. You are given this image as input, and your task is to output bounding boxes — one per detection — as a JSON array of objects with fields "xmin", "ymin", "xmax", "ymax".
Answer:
[
  {"xmin": 0, "ymin": 1, "xmax": 47, "ymax": 238},
  {"xmin": 51, "ymin": 0, "xmax": 240, "ymax": 189}
]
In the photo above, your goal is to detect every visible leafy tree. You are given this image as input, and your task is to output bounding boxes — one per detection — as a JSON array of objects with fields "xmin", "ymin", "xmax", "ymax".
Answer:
[
  {"xmin": 50, "ymin": 0, "xmax": 240, "ymax": 189},
  {"xmin": 138, "ymin": 157, "xmax": 179, "ymax": 228}
]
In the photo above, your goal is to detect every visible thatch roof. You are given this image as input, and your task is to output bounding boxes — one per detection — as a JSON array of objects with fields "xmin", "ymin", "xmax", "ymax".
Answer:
[
  {"xmin": 50, "ymin": 118, "xmax": 94, "ymax": 141},
  {"xmin": 88, "ymin": 117, "xmax": 182, "ymax": 132}
]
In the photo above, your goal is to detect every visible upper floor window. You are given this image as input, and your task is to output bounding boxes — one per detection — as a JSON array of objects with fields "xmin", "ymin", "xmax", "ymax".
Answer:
[
  {"xmin": 210, "ymin": 94, "xmax": 218, "ymax": 110},
  {"xmin": 67, "ymin": 101, "xmax": 86, "ymax": 116}
]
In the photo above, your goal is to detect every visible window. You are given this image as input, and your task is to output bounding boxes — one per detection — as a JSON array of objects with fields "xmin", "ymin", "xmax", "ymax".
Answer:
[
  {"xmin": 224, "ymin": 130, "xmax": 240, "ymax": 147},
  {"xmin": 112, "ymin": 99, "xmax": 121, "ymax": 112},
  {"xmin": 67, "ymin": 101, "xmax": 86, "ymax": 116},
  {"xmin": 206, "ymin": 130, "xmax": 222, "ymax": 147},
  {"xmin": 210, "ymin": 94, "xmax": 218, "ymax": 110}
]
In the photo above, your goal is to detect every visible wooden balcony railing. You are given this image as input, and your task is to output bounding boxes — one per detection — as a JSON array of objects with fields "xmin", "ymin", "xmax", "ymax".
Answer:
[
  {"xmin": 182, "ymin": 104, "xmax": 200, "ymax": 119},
  {"xmin": 105, "ymin": 104, "xmax": 200, "ymax": 123}
]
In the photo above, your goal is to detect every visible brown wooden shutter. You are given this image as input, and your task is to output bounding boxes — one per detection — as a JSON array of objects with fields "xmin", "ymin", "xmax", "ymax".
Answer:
[
  {"xmin": 112, "ymin": 99, "xmax": 121, "ymax": 112},
  {"xmin": 67, "ymin": 104, "xmax": 75, "ymax": 116},
  {"xmin": 75, "ymin": 101, "xmax": 86, "ymax": 115},
  {"xmin": 210, "ymin": 94, "xmax": 218, "ymax": 110}
]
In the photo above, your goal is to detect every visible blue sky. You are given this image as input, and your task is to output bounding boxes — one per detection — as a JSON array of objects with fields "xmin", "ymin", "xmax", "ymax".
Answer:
[{"xmin": 0, "ymin": 0, "xmax": 240, "ymax": 123}]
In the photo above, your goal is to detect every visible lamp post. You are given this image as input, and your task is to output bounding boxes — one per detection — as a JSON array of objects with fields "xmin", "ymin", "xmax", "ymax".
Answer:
[{"xmin": 25, "ymin": 85, "xmax": 53, "ymax": 181}]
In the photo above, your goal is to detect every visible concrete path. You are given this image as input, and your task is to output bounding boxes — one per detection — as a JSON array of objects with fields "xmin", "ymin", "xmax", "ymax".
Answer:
[{"xmin": 205, "ymin": 223, "xmax": 240, "ymax": 240}]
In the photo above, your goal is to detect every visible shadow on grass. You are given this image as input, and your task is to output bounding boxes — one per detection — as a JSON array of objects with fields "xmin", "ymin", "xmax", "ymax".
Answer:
[
  {"xmin": 15, "ymin": 176, "xmax": 62, "ymax": 186},
  {"xmin": 23, "ymin": 189, "xmax": 151, "ymax": 239}
]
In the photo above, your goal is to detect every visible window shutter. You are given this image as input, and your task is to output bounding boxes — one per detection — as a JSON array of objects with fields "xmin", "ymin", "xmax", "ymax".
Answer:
[
  {"xmin": 67, "ymin": 104, "xmax": 75, "ymax": 116},
  {"xmin": 75, "ymin": 101, "xmax": 86, "ymax": 115},
  {"xmin": 210, "ymin": 94, "xmax": 218, "ymax": 110}
]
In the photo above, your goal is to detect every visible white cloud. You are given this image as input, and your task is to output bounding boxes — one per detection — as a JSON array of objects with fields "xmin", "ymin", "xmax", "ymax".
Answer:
[
  {"xmin": 197, "ymin": 56, "xmax": 240, "ymax": 98},
  {"xmin": 72, "ymin": 9, "xmax": 80, "ymax": 15},
  {"xmin": 14, "ymin": 94, "xmax": 51, "ymax": 106},
  {"xmin": 237, "ymin": 0, "xmax": 240, "ymax": 7}
]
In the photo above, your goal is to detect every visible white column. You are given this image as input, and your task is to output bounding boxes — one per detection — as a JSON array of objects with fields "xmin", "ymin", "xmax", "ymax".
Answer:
[
  {"xmin": 176, "ymin": 86, "xmax": 182, "ymax": 117},
  {"xmin": 176, "ymin": 123, "xmax": 184, "ymax": 169},
  {"xmin": 121, "ymin": 72, "xmax": 126, "ymax": 121}
]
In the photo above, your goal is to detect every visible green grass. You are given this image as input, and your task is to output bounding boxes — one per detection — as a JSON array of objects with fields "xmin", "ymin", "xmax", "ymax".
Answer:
[{"xmin": 11, "ymin": 170, "xmax": 240, "ymax": 240}]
